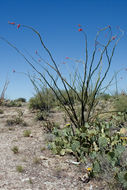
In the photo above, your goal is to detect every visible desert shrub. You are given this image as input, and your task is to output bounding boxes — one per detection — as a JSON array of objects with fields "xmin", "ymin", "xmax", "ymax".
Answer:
[
  {"xmin": 114, "ymin": 95, "xmax": 127, "ymax": 112},
  {"xmin": 29, "ymin": 88, "xmax": 56, "ymax": 111},
  {"xmin": 5, "ymin": 100, "xmax": 22, "ymax": 107},
  {"xmin": 6, "ymin": 119, "xmax": 16, "ymax": 126},
  {"xmin": 98, "ymin": 93, "xmax": 111, "ymax": 101},
  {"xmin": 14, "ymin": 98, "xmax": 26, "ymax": 102},
  {"xmin": 6, "ymin": 117, "xmax": 26, "ymax": 126},
  {"xmin": 43, "ymin": 120, "xmax": 59, "ymax": 133},
  {"xmin": 6, "ymin": 110, "xmax": 27, "ymax": 126},
  {"xmin": 57, "ymin": 89, "xmax": 78, "ymax": 106},
  {"xmin": 35, "ymin": 111, "xmax": 46, "ymax": 121}
]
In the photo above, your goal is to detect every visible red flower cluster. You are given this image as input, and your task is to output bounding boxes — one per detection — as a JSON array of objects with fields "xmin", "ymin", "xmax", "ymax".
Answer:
[
  {"xmin": 8, "ymin": 21, "xmax": 21, "ymax": 29},
  {"xmin": 8, "ymin": 21, "xmax": 15, "ymax": 25},
  {"xmin": 112, "ymin": 35, "xmax": 117, "ymax": 40},
  {"xmin": 78, "ymin": 28, "xmax": 83, "ymax": 32},
  {"xmin": 17, "ymin": 24, "xmax": 20, "ymax": 29},
  {"xmin": 65, "ymin": 57, "xmax": 69, "ymax": 59},
  {"xmin": 78, "ymin": 24, "xmax": 83, "ymax": 32}
]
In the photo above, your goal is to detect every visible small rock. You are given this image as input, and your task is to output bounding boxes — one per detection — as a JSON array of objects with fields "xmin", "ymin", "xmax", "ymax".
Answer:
[
  {"xmin": 30, "ymin": 134, "xmax": 33, "ymax": 137},
  {"xmin": 40, "ymin": 155, "xmax": 48, "ymax": 160},
  {"xmin": 21, "ymin": 177, "xmax": 29, "ymax": 182}
]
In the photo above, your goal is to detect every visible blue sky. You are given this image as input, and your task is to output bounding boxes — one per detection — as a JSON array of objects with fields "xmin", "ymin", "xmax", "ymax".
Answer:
[{"xmin": 0, "ymin": 0, "xmax": 127, "ymax": 100}]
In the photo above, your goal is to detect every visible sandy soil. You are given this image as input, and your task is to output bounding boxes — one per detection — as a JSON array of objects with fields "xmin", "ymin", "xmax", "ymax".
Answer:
[{"xmin": 0, "ymin": 103, "xmax": 107, "ymax": 190}]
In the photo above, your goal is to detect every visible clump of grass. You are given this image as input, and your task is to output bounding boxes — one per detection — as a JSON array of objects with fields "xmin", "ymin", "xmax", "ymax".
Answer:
[
  {"xmin": 40, "ymin": 146, "xmax": 46, "ymax": 152},
  {"xmin": 8, "ymin": 127, "xmax": 15, "ymax": 131},
  {"xmin": 11, "ymin": 146, "xmax": 19, "ymax": 154},
  {"xmin": 29, "ymin": 178, "xmax": 33, "ymax": 184},
  {"xmin": 5, "ymin": 100, "xmax": 22, "ymax": 107},
  {"xmin": 0, "ymin": 109, "xmax": 4, "ymax": 114},
  {"xmin": 16, "ymin": 165, "xmax": 24, "ymax": 173},
  {"xmin": 23, "ymin": 130, "xmax": 31, "ymax": 137},
  {"xmin": 54, "ymin": 166, "xmax": 62, "ymax": 179},
  {"xmin": 33, "ymin": 156, "xmax": 41, "ymax": 164}
]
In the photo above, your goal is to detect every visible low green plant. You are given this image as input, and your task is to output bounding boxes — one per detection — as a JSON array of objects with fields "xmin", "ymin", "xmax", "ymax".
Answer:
[
  {"xmin": 29, "ymin": 178, "xmax": 33, "ymax": 184},
  {"xmin": 35, "ymin": 111, "xmax": 47, "ymax": 121},
  {"xmin": 11, "ymin": 146, "xmax": 19, "ymax": 154},
  {"xmin": 6, "ymin": 110, "xmax": 27, "ymax": 126},
  {"xmin": 40, "ymin": 146, "xmax": 46, "ymax": 152},
  {"xmin": 49, "ymin": 119, "xmax": 127, "ymax": 188},
  {"xmin": 6, "ymin": 119, "xmax": 16, "ymax": 126},
  {"xmin": 43, "ymin": 121, "xmax": 59, "ymax": 133},
  {"xmin": 16, "ymin": 165, "xmax": 24, "ymax": 173},
  {"xmin": 23, "ymin": 130, "xmax": 31, "ymax": 137},
  {"xmin": 33, "ymin": 156, "xmax": 41, "ymax": 164},
  {"xmin": 0, "ymin": 109, "xmax": 4, "ymax": 114}
]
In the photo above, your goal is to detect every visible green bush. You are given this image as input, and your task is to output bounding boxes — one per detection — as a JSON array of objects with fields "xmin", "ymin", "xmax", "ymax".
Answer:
[
  {"xmin": 35, "ymin": 111, "xmax": 45, "ymax": 121},
  {"xmin": 98, "ymin": 93, "xmax": 111, "ymax": 101},
  {"xmin": 14, "ymin": 98, "xmax": 26, "ymax": 102},
  {"xmin": 114, "ymin": 95, "xmax": 127, "ymax": 112},
  {"xmin": 5, "ymin": 100, "xmax": 22, "ymax": 107},
  {"xmin": 57, "ymin": 89, "xmax": 78, "ymax": 106},
  {"xmin": 29, "ymin": 88, "xmax": 56, "ymax": 111},
  {"xmin": 6, "ymin": 110, "xmax": 27, "ymax": 126}
]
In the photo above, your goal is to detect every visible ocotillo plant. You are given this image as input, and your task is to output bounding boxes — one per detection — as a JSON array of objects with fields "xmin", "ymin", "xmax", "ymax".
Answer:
[
  {"xmin": 0, "ymin": 78, "xmax": 9, "ymax": 105},
  {"xmin": 0, "ymin": 23, "xmax": 123, "ymax": 129}
]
